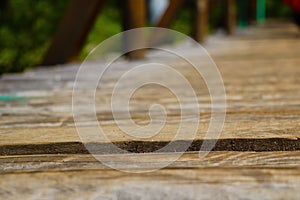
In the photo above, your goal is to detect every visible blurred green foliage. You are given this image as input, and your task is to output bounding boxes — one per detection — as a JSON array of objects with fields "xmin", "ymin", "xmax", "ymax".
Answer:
[
  {"xmin": 0, "ymin": 0, "xmax": 68, "ymax": 74},
  {"xmin": 266, "ymin": 0, "xmax": 292, "ymax": 18},
  {"xmin": 0, "ymin": 0, "xmax": 295, "ymax": 74}
]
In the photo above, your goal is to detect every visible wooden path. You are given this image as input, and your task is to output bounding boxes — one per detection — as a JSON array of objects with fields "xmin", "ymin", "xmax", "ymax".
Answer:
[{"xmin": 1, "ymin": 22, "xmax": 300, "ymax": 199}]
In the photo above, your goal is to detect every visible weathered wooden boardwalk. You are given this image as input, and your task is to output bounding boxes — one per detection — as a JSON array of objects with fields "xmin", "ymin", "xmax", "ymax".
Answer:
[{"xmin": 1, "ymin": 21, "xmax": 300, "ymax": 199}]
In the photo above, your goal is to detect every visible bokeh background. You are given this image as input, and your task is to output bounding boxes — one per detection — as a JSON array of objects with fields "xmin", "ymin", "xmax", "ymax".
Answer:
[{"xmin": 0, "ymin": 0, "xmax": 294, "ymax": 74}]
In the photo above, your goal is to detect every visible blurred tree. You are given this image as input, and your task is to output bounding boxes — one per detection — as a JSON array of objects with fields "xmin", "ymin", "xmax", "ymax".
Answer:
[
  {"xmin": 266, "ymin": 0, "xmax": 292, "ymax": 18},
  {"xmin": 0, "ymin": 0, "xmax": 68, "ymax": 74}
]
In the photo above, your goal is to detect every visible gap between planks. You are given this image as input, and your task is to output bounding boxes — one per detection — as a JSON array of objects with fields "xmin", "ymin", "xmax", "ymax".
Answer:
[{"xmin": 0, "ymin": 138, "xmax": 299, "ymax": 156}]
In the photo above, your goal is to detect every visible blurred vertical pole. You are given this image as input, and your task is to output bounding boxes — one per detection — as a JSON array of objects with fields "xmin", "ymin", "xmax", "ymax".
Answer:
[
  {"xmin": 225, "ymin": 0, "xmax": 236, "ymax": 35},
  {"xmin": 42, "ymin": 0, "xmax": 106, "ymax": 65},
  {"xmin": 237, "ymin": 0, "xmax": 249, "ymax": 28},
  {"xmin": 150, "ymin": 0, "xmax": 185, "ymax": 46},
  {"xmin": 122, "ymin": 0, "xmax": 146, "ymax": 59},
  {"xmin": 156, "ymin": 0, "xmax": 185, "ymax": 28},
  {"xmin": 194, "ymin": 0, "xmax": 208, "ymax": 43},
  {"xmin": 249, "ymin": 0, "xmax": 257, "ymax": 22},
  {"xmin": 256, "ymin": 0, "xmax": 266, "ymax": 23}
]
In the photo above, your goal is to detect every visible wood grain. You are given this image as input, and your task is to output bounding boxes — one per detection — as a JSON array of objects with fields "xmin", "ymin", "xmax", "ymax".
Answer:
[
  {"xmin": 1, "ymin": 151, "xmax": 300, "ymax": 172},
  {"xmin": 1, "ymin": 167, "xmax": 300, "ymax": 200},
  {"xmin": 1, "ymin": 21, "xmax": 300, "ymax": 199}
]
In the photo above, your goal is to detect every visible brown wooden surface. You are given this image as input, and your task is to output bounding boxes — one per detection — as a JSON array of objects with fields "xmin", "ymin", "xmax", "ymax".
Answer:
[
  {"xmin": 2, "ymin": 167, "xmax": 299, "ymax": 200},
  {"xmin": 1, "ymin": 22, "xmax": 300, "ymax": 199},
  {"xmin": 1, "ymin": 151, "xmax": 300, "ymax": 172}
]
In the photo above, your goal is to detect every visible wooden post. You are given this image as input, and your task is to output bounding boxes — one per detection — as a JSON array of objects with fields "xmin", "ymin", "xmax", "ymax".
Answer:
[
  {"xmin": 122, "ymin": 0, "xmax": 146, "ymax": 59},
  {"xmin": 194, "ymin": 0, "xmax": 208, "ymax": 43},
  {"xmin": 249, "ymin": 0, "xmax": 257, "ymax": 23},
  {"xmin": 42, "ymin": 0, "xmax": 105, "ymax": 66},
  {"xmin": 156, "ymin": 0, "xmax": 186, "ymax": 28},
  {"xmin": 225, "ymin": 0, "xmax": 236, "ymax": 35},
  {"xmin": 149, "ymin": 0, "xmax": 185, "ymax": 46}
]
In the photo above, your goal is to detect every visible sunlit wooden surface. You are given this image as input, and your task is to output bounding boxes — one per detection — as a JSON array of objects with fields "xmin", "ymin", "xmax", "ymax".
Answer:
[{"xmin": 0, "ymin": 21, "xmax": 300, "ymax": 199}]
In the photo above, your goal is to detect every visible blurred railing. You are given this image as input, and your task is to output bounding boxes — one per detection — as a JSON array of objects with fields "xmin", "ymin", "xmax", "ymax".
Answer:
[{"xmin": 42, "ymin": 0, "xmax": 265, "ymax": 66}]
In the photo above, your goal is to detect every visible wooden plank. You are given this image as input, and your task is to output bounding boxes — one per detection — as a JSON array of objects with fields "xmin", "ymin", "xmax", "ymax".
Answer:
[
  {"xmin": 2, "ymin": 24, "xmax": 300, "ymax": 151},
  {"xmin": 1, "ymin": 116, "xmax": 300, "ymax": 145},
  {"xmin": 42, "ymin": 0, "xmax": 105, "ymax": 65},
  {"xmin": 193, "ymin": 0, "xmax": 208, "ymax": 43},
  {"xmin": 1, "ymin": 21, "xmax": 300, "ymax": 199},
  {"xmin": 1, "ymin": 151, "xmax": 300, "ymax": 172},
  {"xmin": 122, "ymin": 0, "xmax": 146, "ymax": 59},
  {"xmin": 1, "ymin": 167, "xmax": 300, "ymax": 199}
]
